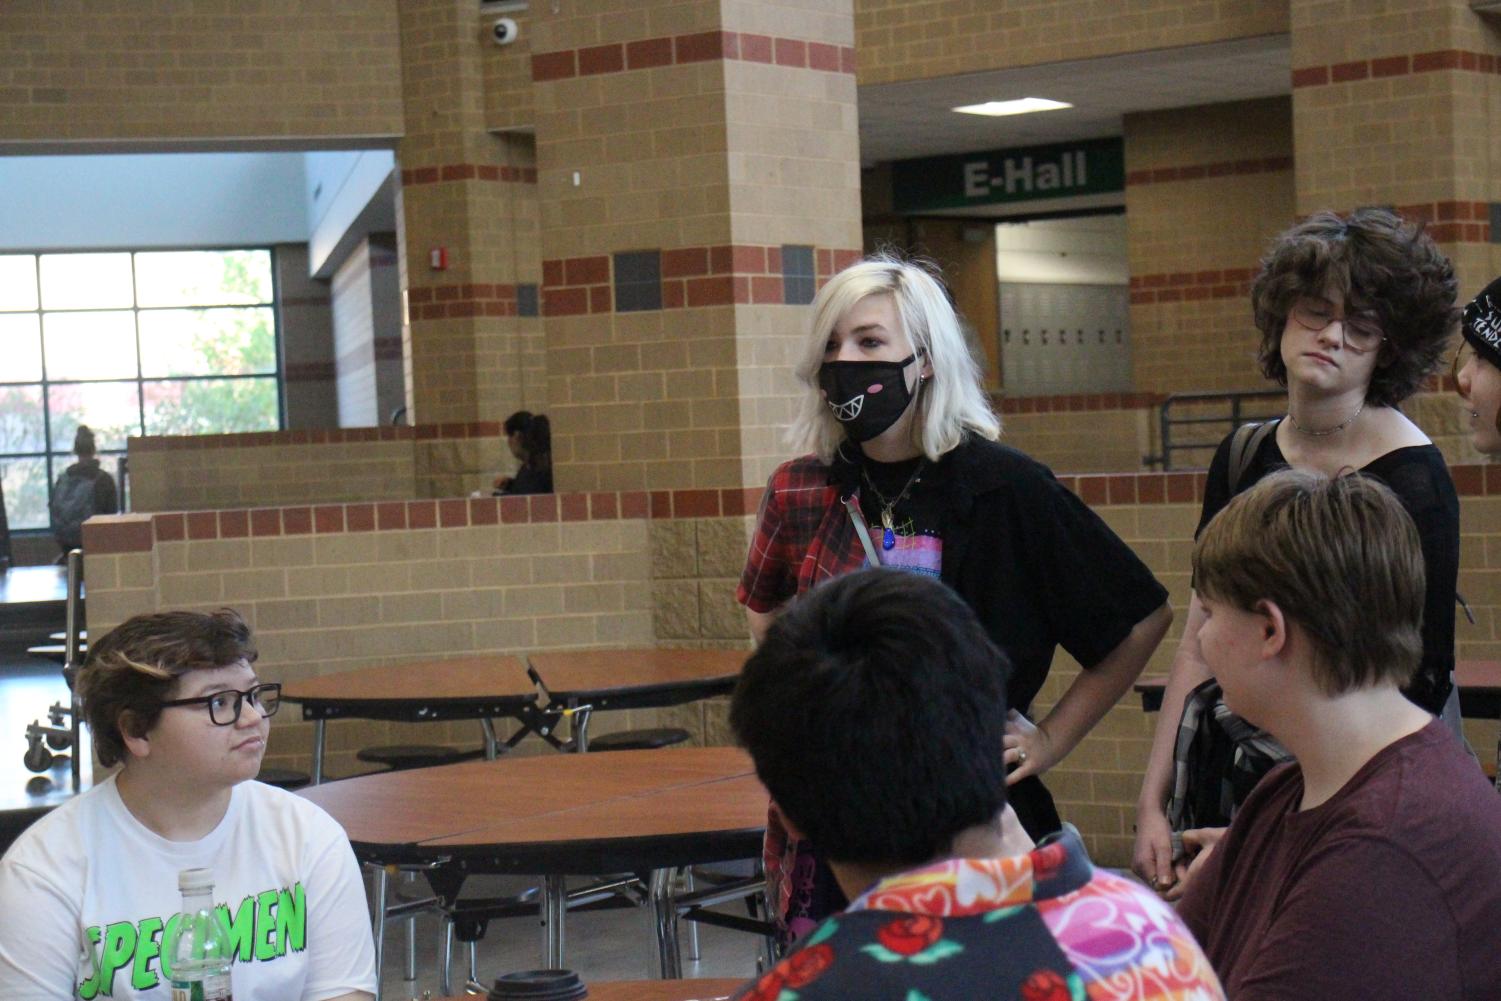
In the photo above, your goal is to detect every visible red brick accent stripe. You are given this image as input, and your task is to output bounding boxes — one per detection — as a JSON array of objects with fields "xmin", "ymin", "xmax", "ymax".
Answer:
[
  {"xmin": 541, "ymin": 245, "xmax": 862, "ymax": 316},
  {"xmin": 128, "ymin": 423, "xmax": 504, "ymax": 453},
  {"xmin": 400, "ymin": 165, "xmax": 537, "ymax": 187},
  {"xmin": 1389, "ymin": 201, "xmax": 1492, "ymax": 244},
  {"xmin": 1128, "ymin": 268, "xmax": 1258, "ymax": 306},
  {"xmin": 1125, "ymin": 155, "xmax": 1292, "ymax": 186},
  {"xmin": 531, "ymin": 30, "xmax": 855, "ymax": 82},
  {"xmin": 407, "ymin": 282, "xmax": 521, "ymax": 321},
  {"xmin": 1293, "ymin": 49, "xmax": 1501, "ymax": 88}
]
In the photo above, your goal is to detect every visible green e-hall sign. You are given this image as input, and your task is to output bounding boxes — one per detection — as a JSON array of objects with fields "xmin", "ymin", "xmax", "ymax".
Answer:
[{"xmin": 892, "ymin": 137, "xmax": 1124, "ymax": 212}]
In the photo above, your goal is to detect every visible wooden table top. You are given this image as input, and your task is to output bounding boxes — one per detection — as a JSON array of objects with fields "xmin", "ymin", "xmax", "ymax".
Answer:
[
  {"xmin": 281, "ymin": 655, "xmax": 537, "ymax": 718},
  {"xmin": 527, "ymin": 648, "xmax": 746, "ymax": 703},
  {"xmin": 1134, "ymin": 659, "xmax": 1501, "ymax": 717},
  {"xmin": 434, "ymin": 979, "xmax": 744, "ymax": 1001},
  {"xmin": 299, "ymin": 746, "xmax": 765, "ymax": 866}
]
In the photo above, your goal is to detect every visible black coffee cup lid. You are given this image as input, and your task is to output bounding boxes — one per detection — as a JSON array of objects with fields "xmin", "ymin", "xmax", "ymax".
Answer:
[{"xmin": 488, "ymin": 968, "xmax": 588, "ymax": 1001}]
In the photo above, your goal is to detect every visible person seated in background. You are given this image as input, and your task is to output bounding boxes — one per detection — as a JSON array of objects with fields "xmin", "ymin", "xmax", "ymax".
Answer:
[
  {"xmin": 50, "ymin": 424, "xmax": 118, "ymax": 557},
  {"xmin": 729, "ymin": 568, "xmax": 1223, "ymax": 1001},
  {"xmin": 0, "ymin": 609, "xmax": 377, "ymax": 1001},
  {"xmin": 492, "ymin": 410, "xmax": 553, "ymax": 495},
  {"xmin": 1175, "ymin": 470, "xmax": 1501, "ymax": 999}
]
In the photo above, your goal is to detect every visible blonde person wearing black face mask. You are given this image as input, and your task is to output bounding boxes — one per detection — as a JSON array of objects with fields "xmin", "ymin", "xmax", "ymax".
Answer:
[{"xmin": 737, "ymin": 254, "xmax": 1172, "ymax": 945}]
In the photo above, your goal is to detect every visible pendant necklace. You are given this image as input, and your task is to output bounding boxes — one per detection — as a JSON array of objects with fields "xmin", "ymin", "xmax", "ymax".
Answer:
[
  {"xmin": 861, "ymin": 459, "xmax": 925, "ymax": 550},
  {"xmin": 1288, "ymin": 399, "xmax": 1364, "ymax": 437}
]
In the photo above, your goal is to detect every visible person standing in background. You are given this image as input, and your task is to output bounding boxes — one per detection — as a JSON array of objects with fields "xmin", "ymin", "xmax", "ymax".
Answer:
[
  {"xmin": 1132, "ymin": 208, "xmax": 1462, "ymax": 896},
  {"xmin": 50, "ymin": 424, "xmax": 118, "ymax": 557},
  {"xmin": 738, "ymin": 254, "xmax": 1171, "ymax": 944}
]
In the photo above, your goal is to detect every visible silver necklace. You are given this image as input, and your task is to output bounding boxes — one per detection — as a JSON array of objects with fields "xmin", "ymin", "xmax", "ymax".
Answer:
[
  {"xmin": 1288, "ymin": 400, "xmax": 1364, "ymax": 437},
  {"xmin": 861, "ymin": 459, "xmax": 925, "ymax": 550}
]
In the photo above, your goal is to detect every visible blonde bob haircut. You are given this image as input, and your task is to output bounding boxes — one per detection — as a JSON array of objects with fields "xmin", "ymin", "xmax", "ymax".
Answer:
[{"xmin": 787, "ymin": 254, "xmax": 1001, "ymax": 463}]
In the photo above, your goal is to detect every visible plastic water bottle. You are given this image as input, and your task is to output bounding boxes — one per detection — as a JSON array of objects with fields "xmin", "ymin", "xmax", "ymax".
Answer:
[{"xmin": 163, "ymin": 867, "xmax": 234, "ymax": 1001}]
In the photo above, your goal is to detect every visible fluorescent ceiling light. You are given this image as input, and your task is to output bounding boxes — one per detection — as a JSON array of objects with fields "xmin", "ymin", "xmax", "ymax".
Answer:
[{"xmin": 952, "ymin": 97, "xmax": 1073, "ymax": 117}]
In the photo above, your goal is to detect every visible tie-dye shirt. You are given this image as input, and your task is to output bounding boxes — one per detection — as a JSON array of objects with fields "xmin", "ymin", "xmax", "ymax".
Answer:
[{"xmin": 733, "ymin": 826, "xmax": 1223, "ymax": 1001}]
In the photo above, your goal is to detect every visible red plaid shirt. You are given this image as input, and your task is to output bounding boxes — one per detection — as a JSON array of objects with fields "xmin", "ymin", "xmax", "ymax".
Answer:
[{"xmin": 736, "ymin": 455, "xmax": 866, "ymax": 613}]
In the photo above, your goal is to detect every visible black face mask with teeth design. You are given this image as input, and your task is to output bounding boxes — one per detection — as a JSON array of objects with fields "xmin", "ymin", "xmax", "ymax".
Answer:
[{"xmin": 817, "ymin": 353, "xmax": 918, "ymax": 442}]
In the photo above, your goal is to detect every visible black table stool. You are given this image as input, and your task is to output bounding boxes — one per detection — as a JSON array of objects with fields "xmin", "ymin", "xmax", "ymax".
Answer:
[
  {"xmin": 356, "ymin": 744, "xmax": 486, "ymax": 771},
  {"xmin": 586, "ymin": 727, "xmax": 691, "ymax": 752},
  {"xmin": 256, "ymin": 767, "xmax": 311, "ymax": 790}
]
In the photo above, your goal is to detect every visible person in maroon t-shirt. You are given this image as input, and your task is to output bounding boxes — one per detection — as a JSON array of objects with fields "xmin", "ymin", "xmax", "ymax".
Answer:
[{"xmin": 1175, "ymin": 470, "xmax": 1501, "ymax": 999}]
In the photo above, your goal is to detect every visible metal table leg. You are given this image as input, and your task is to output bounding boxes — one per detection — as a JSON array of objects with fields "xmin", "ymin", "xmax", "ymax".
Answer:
[
  {"xmin": 543, "ymin": 874, "xmax": 566, "ymax": 967},
  {"xmin": 573, "ymin": 705, "xmax": 592, "ymax": 752},
  {"xmin": 649, "ymin": 867, "xmax": 682, "ymax": 978},
  {"xmin": 481, "ymin": 717, "xmax": 499, "ymax": 760},
  {"xmin": 311, "ymin": 719, "xmax": 327, "ymax": 784}
]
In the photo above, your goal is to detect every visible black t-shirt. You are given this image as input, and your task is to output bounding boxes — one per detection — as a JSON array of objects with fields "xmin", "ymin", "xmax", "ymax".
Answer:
[
  {"xmin": 835, "ymin": 438, "xmax": 1169, "ymax": 716},
  {"xmin": 1197, "ymin": 426, "xmax": 1458, "ymax": 713}
]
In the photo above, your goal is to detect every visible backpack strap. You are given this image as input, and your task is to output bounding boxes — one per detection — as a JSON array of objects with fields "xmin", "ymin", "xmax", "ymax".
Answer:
[{"xmin": 1226, "ymin": 418, "xmax": 1279, "ymax": 495}]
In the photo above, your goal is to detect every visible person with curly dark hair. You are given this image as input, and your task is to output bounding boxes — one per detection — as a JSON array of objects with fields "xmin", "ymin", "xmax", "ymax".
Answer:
[{"xmin": 1132, "ymin": 207, "xmax": 1463, "ymax": 897}]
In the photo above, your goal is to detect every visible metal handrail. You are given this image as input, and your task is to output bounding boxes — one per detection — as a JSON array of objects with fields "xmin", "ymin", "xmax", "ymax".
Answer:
[{"xmin": 1146, "ymin": 390, "xmax": 1286, "ymax": 471}]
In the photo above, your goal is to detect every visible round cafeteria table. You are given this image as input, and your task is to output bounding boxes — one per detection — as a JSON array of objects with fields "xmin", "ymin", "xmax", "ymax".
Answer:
[
  {"xmin": 436, "ymin": 978, "xmax": 744, "ymax": 1001},
  {"xmin": 525, "ymin": 649, "xmax": 746, "ymax": 750},
  {"xmin": 281, "ymin": 655, "xmax": 538, "ymax": 782},
  {"xmin": 299, "ymin": 746, "xmax": 768, "ymax": 977}
]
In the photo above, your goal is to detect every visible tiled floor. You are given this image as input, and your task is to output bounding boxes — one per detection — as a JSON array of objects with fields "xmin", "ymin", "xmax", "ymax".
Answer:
[{"xmin": 375, "ymin": 872, "xmax": 762, "ymax": 998}]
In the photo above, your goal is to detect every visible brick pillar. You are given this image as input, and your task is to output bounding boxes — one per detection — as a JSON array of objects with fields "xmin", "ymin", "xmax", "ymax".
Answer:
[
  {"xmin": 1290, "ymin": 0, "xmax": 1501, "ymax": 294},
  {"xmin": 394, "ymin": 0, "xmax": 544, "ymax": 425},
  {"xmin": 1124, "ymin": 98, "xmax": 1295, "ymax": 395},
  {"xmin": 530, "ymin": 2, "xmax": 862, "ymax": 493}
]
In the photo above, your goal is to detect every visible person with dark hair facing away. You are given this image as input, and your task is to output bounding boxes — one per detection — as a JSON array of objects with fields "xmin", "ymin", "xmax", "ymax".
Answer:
[
  {"xmin": 493, "ymin": 410, "xmax": 553, "ymax": 495},
  {"xmin": 50, "ymin": 424, "xmax": 118, "ymax": 556},
  {"xmin": 1175, "ymin": 471, "xmax": 1501, "ymax": 999},
  {"xmin": 730, "ymin": 569, "xmax": 1223, "ymax": 1001},
  {"xmin": 0, "ymin": 609, "xmax": 377, "ymax": 1000},
  {"xmin": 1133, "ymin": 207, "xmax": 1463, "ymax": 895}
]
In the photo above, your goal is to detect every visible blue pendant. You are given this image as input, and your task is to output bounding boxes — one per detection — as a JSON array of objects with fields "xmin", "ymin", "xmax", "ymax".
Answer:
[{"xmin": 883, "ymin": 527, "xmax": 896, "ymax": 550}]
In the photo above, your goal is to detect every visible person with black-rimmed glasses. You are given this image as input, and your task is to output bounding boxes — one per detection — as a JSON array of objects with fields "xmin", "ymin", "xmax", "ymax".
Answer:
[{"xmin": 0, "ymin": 609, "xmax": 376, "ymax": 1001}]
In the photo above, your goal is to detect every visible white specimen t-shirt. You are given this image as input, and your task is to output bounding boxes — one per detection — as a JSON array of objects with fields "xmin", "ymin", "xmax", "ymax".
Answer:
[{"xmin": 0, "ymin": 776, "xmax": 377, "ymax": 1000}]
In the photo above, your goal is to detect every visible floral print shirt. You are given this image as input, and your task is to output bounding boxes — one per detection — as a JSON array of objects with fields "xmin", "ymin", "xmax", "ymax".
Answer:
[{"xmin": 733, "ymin": 827, "xmax": 1224, "ymax": 1001}]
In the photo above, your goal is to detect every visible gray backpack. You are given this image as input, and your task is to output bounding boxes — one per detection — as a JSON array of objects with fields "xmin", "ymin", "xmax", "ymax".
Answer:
[{"xmin": 50, "ymin": 470, "xmax": 98, "ymax": 551}]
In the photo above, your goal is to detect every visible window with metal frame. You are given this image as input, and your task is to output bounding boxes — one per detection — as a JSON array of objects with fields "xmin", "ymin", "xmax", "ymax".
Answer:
[{"xmin": 0, "ymin": 248, "xmax": 283, "ymax": 531}]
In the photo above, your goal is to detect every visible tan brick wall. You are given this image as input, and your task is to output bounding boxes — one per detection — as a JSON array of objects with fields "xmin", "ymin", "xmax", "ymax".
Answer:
[
  {"xmin": 1125, "ymin": 99, "xmax": 1295, "ymax": 395},
  {"xmin": 1289, "ymin": 0, "xmax": 1501, "ymax": 296},
  {"xmin": 533, "ymin": 0, "xmax": 861, "ymax": 494},
  {"xmin": 1000, "ymin": 408, "xmax": 1153, "ymax": 474},
  {"xmin": 854, "ymin": 0, "xmax": 1288, "ymax": 86},
  {"xmin": 0, "ymin": 1, "xmax": 402, "ymax": 147},
  {"xmin": 396, "ymin": 0, "xmax": 545, "ymax": 426},
  {"xmin": 126, "ymin": 432, "xmax": 510, "ymax": 511},
  {"xmin": 84, "ymin": 512, "xmax": 660, "ymax": 779}
]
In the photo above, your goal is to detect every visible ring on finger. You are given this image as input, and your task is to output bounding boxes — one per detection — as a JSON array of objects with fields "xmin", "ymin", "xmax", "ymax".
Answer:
[{"xmin": 1017, "ymin": 749, "xmax": 1028, "ymax": 764}]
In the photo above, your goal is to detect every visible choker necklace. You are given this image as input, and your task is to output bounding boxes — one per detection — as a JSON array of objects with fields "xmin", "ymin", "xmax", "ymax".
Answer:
[
  {"xmin": 861, "ymin": 459, "xmax": 925, "ymax": 550},
  {"xmin": 1288, "ymin": 400, "xmax": 1365, "ymax": 437}
]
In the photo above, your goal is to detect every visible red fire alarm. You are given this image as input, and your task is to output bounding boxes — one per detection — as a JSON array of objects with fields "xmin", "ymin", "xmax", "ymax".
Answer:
[{"xmin": 429, "ymin": 247, "xmax": 448, "ymax": 270}]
